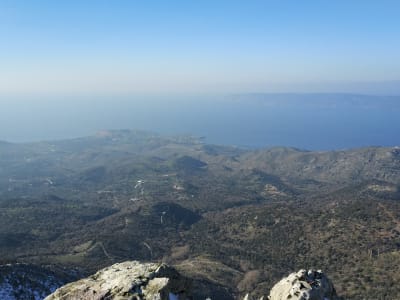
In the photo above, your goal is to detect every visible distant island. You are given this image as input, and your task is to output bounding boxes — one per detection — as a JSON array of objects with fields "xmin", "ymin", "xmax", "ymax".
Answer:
[{"xmin": 1, "ymin": 93, "xmax": 400, "ymax": 150}]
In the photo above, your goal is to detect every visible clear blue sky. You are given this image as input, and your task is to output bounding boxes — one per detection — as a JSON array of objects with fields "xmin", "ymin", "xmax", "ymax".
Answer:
[{"xmin": 1, "ymin": 0, "xmax": 400, "ymax": 95}]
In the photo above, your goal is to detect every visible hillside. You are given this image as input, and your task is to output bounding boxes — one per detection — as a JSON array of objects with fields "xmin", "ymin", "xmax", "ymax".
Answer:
[{"xmin": 0, "ymin": 130, "xmax": 399, "ymax": 299}]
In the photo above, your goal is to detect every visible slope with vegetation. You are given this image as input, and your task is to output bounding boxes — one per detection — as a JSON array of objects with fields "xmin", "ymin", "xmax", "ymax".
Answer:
[{"xmin": 0, "ymin": 130, "xmax": 399, "ymax": 299}]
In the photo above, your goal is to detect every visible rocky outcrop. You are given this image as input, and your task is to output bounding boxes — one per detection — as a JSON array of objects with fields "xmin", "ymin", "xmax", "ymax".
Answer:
[
  {"xmin": 45, "ymin": 263, "xmax": 340, "ymax": 300},
  {"xmin": 44, "ymin": 261, "xmax": 192, "ymax": 300},
  {"xmin": 267, "ymin": 269, "xmax": 340, "ymax": 300}
]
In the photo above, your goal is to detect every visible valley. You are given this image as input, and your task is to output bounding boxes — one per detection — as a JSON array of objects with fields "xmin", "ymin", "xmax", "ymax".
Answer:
[{"xmin": 0, "ymin": 130, "xmax": 399, "ymax": 299}]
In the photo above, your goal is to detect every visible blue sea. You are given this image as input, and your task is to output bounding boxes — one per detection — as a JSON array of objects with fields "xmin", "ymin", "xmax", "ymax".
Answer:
[{"xmin": 1, "ymin": 93, "xmax": 400, "ymax": 150}]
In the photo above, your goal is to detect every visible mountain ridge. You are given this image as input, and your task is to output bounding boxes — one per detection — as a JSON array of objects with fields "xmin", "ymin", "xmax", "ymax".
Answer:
[{"xmin": 0, "ymin": 130, "xmax": 399, "ymax": 299}]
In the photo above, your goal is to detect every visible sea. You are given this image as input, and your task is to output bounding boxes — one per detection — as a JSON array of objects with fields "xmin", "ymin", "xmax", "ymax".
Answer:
[{"xmin": 1, "ymin": 93, "xmax": 400, "ymax": 151}]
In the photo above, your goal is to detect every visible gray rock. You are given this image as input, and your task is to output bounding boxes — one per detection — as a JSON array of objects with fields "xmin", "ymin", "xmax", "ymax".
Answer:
[
  {"xmin": 44, "ymin": 261, "xmax": 192, "ymax": 300},
  {"xmin": 243, "ymin": 294, "xmax": 264, "ymax": 300},
  {"xmin": 267, "ymin": 269, "xmax": 340, "ymax": 300}
]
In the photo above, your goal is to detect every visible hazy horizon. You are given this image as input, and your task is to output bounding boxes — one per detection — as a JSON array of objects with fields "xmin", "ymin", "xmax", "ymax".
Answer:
[
  {"xmin": 1, "ymin": 93, "xmax": 400, "ymax": 151},
  {"xmin": 2, "ymin": 1, "xmax": 400, "ymax": 149}
]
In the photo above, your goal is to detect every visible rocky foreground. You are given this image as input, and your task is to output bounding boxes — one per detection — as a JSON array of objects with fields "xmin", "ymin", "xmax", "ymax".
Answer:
[
  {"xmin": 265, "ymin": 269, "xmax": 341, "ymax": 300},
  {"xmin": 45, "ymin": 261, "xmax": 341, "ymax": 300}
]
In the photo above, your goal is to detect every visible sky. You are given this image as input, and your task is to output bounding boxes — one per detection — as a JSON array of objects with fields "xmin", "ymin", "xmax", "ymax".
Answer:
[{"xmin": 1, "ymin": 0, "xmax": 400, "ymax": 96}]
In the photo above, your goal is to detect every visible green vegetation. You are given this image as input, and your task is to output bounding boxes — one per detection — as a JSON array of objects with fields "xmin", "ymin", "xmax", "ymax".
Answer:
[{"xmin": 0, "ymin": 130, "xmax": 399, "ymax": 299}]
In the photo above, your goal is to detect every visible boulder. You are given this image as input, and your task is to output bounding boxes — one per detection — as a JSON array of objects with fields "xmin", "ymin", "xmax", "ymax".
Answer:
[
  {"xmin": 44, "ymin": 261, "xmax": 192, "ymax": 300},
  {"xmin": 267, "ymin": 269, "xmax": 340, "ymax": 300}
]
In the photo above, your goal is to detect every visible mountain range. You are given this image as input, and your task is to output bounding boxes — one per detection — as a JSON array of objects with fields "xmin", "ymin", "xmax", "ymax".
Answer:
[{"xmin": 0, "ymin": 130, "xmax": 399, "ymax": 299}]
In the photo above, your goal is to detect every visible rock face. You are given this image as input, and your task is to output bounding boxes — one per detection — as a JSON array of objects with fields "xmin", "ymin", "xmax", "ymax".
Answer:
[
  {"xmin": 267, "ymin": 270, "xmax": 340, "ymax": 300},
  {"xmin": 44, "ymin": 261, "xmax": 192, "ymax": 300}
]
